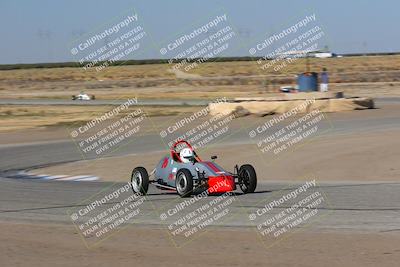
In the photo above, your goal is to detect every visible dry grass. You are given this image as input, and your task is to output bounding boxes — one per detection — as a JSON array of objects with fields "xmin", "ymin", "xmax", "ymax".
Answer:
[
  {"xmin": 0, "ymin": 105, "xmax": 200, "ymax": 132},
  {"xmin": 1, "ymin": 55, "xmax": 400, "ymax": 131},
  {"xmin": 1, "ymin": 55, "xmax": 400, "ymax": 81},
  {"xmin": 0, "ymin": 55, "xmax": 400, "ymax": 100}
]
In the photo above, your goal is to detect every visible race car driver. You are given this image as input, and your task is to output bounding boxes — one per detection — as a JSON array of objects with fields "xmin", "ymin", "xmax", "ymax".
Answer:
[{"xmin": 180, "ymin": 147, "xmax": 195, "ymax": 163}]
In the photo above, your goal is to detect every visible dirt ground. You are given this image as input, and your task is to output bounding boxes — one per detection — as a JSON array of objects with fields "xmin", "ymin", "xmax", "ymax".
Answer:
[
  {"xmin": 0, "ymin": 105, "xmax": 201, "ymax": 132},
  {"xmin": 1, "ymin": 222, "xmax": 399, "ymax": 267}
]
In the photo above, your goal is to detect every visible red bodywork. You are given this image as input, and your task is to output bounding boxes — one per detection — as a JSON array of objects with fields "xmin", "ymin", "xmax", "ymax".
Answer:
[
  {"xmin": 204, "ymin": 161, "xmax": 236, "ymax": 193},
  {"xmin": 208, "ymin": 175, "xmax": 236, "ymax": 193}
]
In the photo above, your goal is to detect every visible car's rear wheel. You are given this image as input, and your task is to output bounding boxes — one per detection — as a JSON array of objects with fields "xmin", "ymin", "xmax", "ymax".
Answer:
[
  {"xmin": 239, "ymin": 164, "xmax": 257, "ymax": 193},
  {"xmin": 131, "ymin": 167, "xmax": 149, "ymax": 195},
  {"xmin": 175, "ymin": 169, "xmax": 193, "ymax": 197}
]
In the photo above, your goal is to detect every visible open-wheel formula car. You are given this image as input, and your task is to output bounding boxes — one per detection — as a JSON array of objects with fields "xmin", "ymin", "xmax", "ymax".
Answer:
[
  {"xmin": 130, "ymin": 140, "xmax": 257, "ymax": 197},
  {"xmin": 72, "ymin": 92, "xmax": 95, "ymax": 101}
]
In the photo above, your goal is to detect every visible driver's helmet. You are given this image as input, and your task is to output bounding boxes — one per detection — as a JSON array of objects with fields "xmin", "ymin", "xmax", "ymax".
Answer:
[{"xmin": 180, "ymin": 148, "xmax": 194, "ymax": 163}]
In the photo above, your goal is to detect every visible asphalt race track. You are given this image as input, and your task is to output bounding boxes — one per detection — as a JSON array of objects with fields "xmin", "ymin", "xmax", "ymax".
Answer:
[
  {"xmin": 0, "ymin": 98, "xmax": 400, "ymax": 234},
  {"xmin": 0, "ymin": 178, "xmax": 399, "ymax": 233}
]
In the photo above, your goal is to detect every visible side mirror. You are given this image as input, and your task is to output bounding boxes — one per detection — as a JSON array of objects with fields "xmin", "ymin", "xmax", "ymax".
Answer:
[{"xmin": 211, "ymin": 156, "xmax": 217, "ymax": 160}]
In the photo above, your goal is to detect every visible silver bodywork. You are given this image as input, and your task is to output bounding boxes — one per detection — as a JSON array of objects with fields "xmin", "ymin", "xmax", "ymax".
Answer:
[{"xmin": 154, "ymin": 154, "xmax": 229, "ymax": 187}]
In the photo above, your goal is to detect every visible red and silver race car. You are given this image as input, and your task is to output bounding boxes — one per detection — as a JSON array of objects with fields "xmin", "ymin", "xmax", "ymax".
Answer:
[{"xmin": 130, "ymin": 140, "xmax": 257, "ymax": 197}]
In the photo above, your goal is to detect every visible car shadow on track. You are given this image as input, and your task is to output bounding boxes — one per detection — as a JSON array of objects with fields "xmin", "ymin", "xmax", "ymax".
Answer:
[{"xmin": 144, "ymin": 190, "xmax": 273, "ymax": 200}]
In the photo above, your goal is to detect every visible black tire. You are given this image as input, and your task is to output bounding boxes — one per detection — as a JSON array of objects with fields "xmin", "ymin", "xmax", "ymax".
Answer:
[
  {"xmin": 239, "ymin": 164, "xmax": 257, "ymax": 193},
  {"xmin": 175, "ymin": 169, "xmax": 194, "ymax": 197},
  {"xmin": 131, "ymin": 167, "xmax": 149, "ymax": 195}
]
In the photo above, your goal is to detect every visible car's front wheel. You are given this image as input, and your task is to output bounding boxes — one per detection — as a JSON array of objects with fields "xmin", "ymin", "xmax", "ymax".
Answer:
[
  {"xmin": 238, "ymin": 164, "xmax": 257, "ymax": 193},
  {"xmin": 131, "ymin": 167, "xmax": 149, "ymax": 195},
  {"xmin": 175, "ymin": 169, "xmax": 194, "ymax": 198}
]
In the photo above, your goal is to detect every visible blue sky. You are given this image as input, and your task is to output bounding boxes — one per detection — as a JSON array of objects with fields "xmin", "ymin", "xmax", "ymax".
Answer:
[{"xmin": 0, "ymin": 0, "xmax": 399, "ymax": 64}]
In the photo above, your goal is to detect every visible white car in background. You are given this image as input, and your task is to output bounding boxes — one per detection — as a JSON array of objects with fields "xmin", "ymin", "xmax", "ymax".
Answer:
[{"xmin": 71, "ymin": 92, "xmax": 95, "ymax": 100}]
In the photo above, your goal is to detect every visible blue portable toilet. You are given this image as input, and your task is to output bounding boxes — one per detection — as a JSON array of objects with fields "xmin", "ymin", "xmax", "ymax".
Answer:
[{"xmin": 297, "ymin": 72, "xmax": 318, "ymax": 92}]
